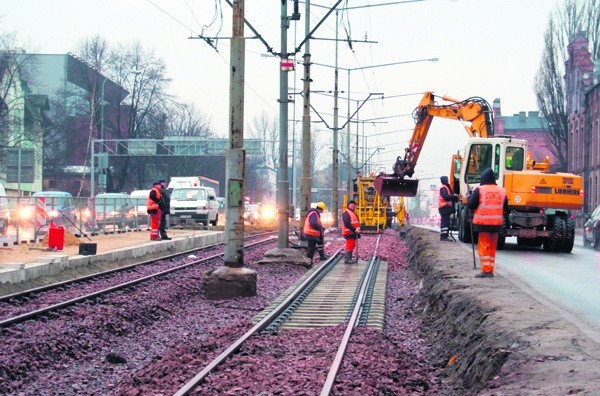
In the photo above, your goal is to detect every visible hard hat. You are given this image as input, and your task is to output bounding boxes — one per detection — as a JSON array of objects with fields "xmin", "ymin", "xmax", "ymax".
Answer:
[{"xmin": 316, "ymin": 201, "xmax": 327, "ymax": 211}]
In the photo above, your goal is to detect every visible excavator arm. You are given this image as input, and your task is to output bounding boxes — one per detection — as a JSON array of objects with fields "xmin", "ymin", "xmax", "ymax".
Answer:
[{"xmin": 374, "ymin": 91, "xmax": 494, "ymax": 197}]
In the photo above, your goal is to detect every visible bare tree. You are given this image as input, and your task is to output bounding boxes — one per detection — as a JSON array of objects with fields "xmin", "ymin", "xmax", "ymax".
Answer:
[
  {"xmin": 104, "ymin": 41, "xmax": 173, "ymax": 192},
  {"xmin": 248, "ymin": 111, "xmax": 279, "ymax": 175},
  {"xmin": 534, "ymin": 0, "xmax": 599, "ymax": 171},
  {"xmin": 0, "ymin": 33, "xmax": 46, "ymax": 187},
  {"xmin": 0, "ymin": 34, "xmax": 38, "ymax": 148}
]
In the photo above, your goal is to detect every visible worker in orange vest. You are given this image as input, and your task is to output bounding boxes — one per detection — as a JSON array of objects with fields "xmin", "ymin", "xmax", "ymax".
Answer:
[
  {"xmin": 303, "ymin": 202, "xmax": 328, "ymax": 264},
  {"xmin": 341, "ymin": 200, "xmax": 361, "ymax": 263},
  {"xmin": 146, "ymin": 181, "xmax": 162, "ymax": 241},
  {"xmin": 467, "ymin": 168, "xmax": 508, "ymax": 278}
]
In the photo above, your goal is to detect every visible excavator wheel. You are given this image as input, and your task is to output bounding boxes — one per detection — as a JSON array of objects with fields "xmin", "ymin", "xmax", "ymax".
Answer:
[
  {"xmin": 561, "ymin": 216, "xmax": 575, "ymax": 253},
  {"xmin": 543, "ymin": 216, "xmax": 565, "ymax": 253}
]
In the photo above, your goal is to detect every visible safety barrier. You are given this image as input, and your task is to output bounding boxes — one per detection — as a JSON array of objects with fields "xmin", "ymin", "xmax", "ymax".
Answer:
[{"xmin": 0, "ymin": 195, "xmax": 151, "ymax": 245}]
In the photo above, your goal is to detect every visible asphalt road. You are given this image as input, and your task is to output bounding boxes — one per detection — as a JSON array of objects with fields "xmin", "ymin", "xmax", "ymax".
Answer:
[
  {"xmin": 434, "ymin": 228, "xmax": 600, "ymax": 343},
  {"xmin": 494, "ymin": 236, "xmax": 600, "ymax": 327}
]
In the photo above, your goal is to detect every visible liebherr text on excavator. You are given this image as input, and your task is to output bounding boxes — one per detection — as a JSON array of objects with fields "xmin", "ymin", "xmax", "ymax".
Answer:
[{"xmin": 374, "ymin": 91, "xmax": 583, "ymax": 252}]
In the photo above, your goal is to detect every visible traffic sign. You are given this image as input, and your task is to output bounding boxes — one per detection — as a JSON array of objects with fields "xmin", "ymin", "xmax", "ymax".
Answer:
[{"xmin": 281, "ymin": 59, "xmax": 294, "ymax": 71}]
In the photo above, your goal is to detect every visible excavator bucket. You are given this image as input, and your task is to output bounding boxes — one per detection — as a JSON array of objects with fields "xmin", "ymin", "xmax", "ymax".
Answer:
[{"xmin": 373, "ymin": 174, "xmax": 419, "ymax": 197}]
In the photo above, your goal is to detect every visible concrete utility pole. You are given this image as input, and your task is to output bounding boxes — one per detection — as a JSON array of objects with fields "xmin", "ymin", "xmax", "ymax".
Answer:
[
  {"xmin": 331, "ymin": 9, "xmax": 340, "ymax": 228},
  {"xmin": 299, "ymin": 0, "xmax": 311, "ymax": 228},
  {"xmin": 205, "ymin": 0, "xmax": 256, "ymax": 300},
  {"xmin": 277, "ymin": 0, "xmax": 290, "ymax": 248}
]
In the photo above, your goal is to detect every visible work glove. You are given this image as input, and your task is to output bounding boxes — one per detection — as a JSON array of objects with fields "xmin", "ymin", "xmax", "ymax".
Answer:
[{"xmin": 452, "ymin": 194, "xmax": 459, "ymax": 203}]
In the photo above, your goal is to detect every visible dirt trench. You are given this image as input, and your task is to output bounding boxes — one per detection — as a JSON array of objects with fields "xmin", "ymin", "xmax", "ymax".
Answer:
[{"xmin": 401, "ymin": 227, "xmax": 600, "ymax": 395}]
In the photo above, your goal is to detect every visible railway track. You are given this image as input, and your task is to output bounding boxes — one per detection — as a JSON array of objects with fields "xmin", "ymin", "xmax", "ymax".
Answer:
[
  {"xmin": 0, "ymin": 232, "xmax": 276, "ymax": 328},
  {"xmin": 174, "ymin": 235, "xmax": 386, "ymax": 395}
]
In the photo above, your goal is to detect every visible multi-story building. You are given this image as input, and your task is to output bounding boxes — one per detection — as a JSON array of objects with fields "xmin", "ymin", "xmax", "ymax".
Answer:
[
  {"xmin": 22, "ymin": 53, "xmax": 128, "ymax": 197},
  {"xmin": 0, "ymin": 54, "xmax": 48, "ymax": 195},
  {"xmin": 492, "ymin": 99, "xmax": 555, "ymax": 167},
  {"xmin": 565, "ymin": 32, "xmax": 600, "ymax": 217}
]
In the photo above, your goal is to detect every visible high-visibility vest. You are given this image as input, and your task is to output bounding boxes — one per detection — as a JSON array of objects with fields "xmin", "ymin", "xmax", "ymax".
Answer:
[
  {"xmin": 342, "ymin": 209, "xmax": 360, "ymax": 236},
  {"xmin": 303, "ymin": 210, "xmax": 322, "ymax": 237},
  {"xmin": 146, "ymin": 186, "xmax": 161, "ymax": 212},
  {"xmin": 472, "ymin": 184, "xmax": 505, "ymax": 226},
  {"xmin": 438, "ymin": 185, "xmax": 453, "ymax": 209}
]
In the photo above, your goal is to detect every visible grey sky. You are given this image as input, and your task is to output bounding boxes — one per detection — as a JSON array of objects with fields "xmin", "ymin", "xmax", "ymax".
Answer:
[{"xmin": 1, "ymin": 0, "xmax": 558, "ymax": 179}]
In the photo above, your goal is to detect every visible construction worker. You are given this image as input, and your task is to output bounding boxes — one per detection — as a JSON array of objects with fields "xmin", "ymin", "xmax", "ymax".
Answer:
[
  {"xmin": 342, "ymin": 200, "xmax": 361, "ymax": 263},
  {"xmin": 146, "ymin": 181, "xmax": 162, "ymax": 241},
  {"xmin": 396, "ymin": 198, "xmax": 406, "ymax": 228},
  {"xmin": 303, "ymin": 202, "xmax": 328, "ymax": 264},
  {"xmin": 438, "ymin": 175, "xmax": 458, "ymax": 241},
  {"xmin": 467, "ymin": 168, "xmax": 508, "ymax": 278},
  {"xmin": 158, "ymin": 180, "xmax": 172, "ymax": 240}
]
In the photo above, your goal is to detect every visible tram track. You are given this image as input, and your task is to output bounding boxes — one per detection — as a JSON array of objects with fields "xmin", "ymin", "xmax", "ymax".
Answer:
[
  {"xmin": 174, "ymin": 235, "xmax": 386, "ymax": 395},
  {"xmin": 0, "ymin": 232, "xmax": 276, "ymax": 328}
]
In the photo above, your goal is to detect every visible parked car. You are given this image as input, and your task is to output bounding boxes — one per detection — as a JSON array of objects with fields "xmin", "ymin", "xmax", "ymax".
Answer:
[
  {"xmin": 92, "ymin": 193, "xmax": 136, "ymax": 229},
  {"xmin": 583, "ymin": 205, "xmax": 600, "ymax": 250},
  {"xmin": 19, "ymin": 191, "xmax": 78, "ymax": 230}
]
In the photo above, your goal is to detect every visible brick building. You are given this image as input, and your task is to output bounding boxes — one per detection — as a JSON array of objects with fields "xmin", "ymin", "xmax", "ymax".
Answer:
[
  {"xmin": 565, "ymin": 32, "xmax": 600, "ymax": 216},
  {"xmin": 492, "ymin": 98, "xmax": 554, "ymax": 167}
]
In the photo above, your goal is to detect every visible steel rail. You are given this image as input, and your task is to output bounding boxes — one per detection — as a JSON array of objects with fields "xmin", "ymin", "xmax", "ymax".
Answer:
[
  {"xmin": 173, "ymin": 249, "xmax": 343, "ymax": 396},
  {"xmin": 0, "ymin": 237, "xmax": 276, "ymax": 328},
  {"xmin": 320, "ymin": 235, "xmax": 382, "ymax": 395},
  {"xmin": 0, "ymin": 230, "xmax": 275, "ymax": 303}
]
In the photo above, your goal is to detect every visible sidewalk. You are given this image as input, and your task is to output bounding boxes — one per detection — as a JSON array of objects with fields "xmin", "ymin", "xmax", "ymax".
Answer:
[{"xmin": 0, "ymin": 228, "xmax": 224, "ymax": 286}]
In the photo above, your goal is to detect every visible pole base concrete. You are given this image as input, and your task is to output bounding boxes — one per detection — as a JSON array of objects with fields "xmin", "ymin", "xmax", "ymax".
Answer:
[{"xmin": 204, "ymin": 265, "xmax": 257, "ymax": 300}]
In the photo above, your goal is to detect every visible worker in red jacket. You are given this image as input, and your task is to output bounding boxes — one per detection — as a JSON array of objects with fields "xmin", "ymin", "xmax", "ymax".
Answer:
[
  {"xmin": 467, "ymin": 168, "xmax": 508, "ymax": 278},
  {"xmin": 146, "ymin": 182, "xmax": 162, "ymax": 241},
  {"xmin": 341, "ymin": 200, "xmax": 361, "ymax": 263}
]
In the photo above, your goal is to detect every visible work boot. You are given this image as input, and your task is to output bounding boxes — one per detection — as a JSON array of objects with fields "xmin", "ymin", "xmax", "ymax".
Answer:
[
  {"xmin": 475, "ymin": 272, "xmax": 494, "ymax": 278},
  {"xmin": 319, "ymin": 252, "xmax": 329, "ymax": 260},
  {"xmin": 161, "ymin": 235, "xmax": 172, "ymax": 240},
  {"xmin": 344, "ymin": 251, "xmax": 353, "ymax": 264}
]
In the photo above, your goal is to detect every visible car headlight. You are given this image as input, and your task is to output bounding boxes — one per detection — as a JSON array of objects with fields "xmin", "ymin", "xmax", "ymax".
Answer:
[
  {"xmin": 82, "ymin": 208, "xmax": 92, "ymax": 219},
  {"xmin": 47, "ymin": 209, "xmax": 60, "ymax": 219},
  {"xmin": 18, "ymin": 206, "xmax": 34, "ymax": 220}
]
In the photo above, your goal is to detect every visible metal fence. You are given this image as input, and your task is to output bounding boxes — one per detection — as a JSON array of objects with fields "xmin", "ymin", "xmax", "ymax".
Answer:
[{"xmin": 0, "ymin": 195, "xmax": 150, "ymax": 244}]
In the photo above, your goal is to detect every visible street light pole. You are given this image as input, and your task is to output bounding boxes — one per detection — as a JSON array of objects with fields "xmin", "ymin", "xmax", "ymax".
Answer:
[
  {"xmin": 332, "ymin": 9, "xmax": 340, "ymax": 227},
  {"xmin": 277, "ymin": 0, "xmax": 290, "ymax": 248}
]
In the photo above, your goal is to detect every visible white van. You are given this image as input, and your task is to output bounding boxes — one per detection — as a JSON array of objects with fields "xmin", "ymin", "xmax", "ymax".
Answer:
[
  {"xmin": 169, "ymin": 186, "xmax": 219, "ymax": 226},
  {"xmin": 167, "ymin": 176, "xmax": 220, "ymax": 196}
]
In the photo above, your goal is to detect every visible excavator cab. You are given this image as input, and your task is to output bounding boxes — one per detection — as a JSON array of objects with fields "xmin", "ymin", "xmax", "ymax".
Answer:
[{"xmin": 373, "ymin": 175, "xmax": 419, "ymax": 197}]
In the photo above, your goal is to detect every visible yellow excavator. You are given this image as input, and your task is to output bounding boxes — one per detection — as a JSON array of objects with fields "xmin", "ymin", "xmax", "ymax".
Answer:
[{"xmin": 374, "ymin": 91, "xmax": 583, "ymax": 252}]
